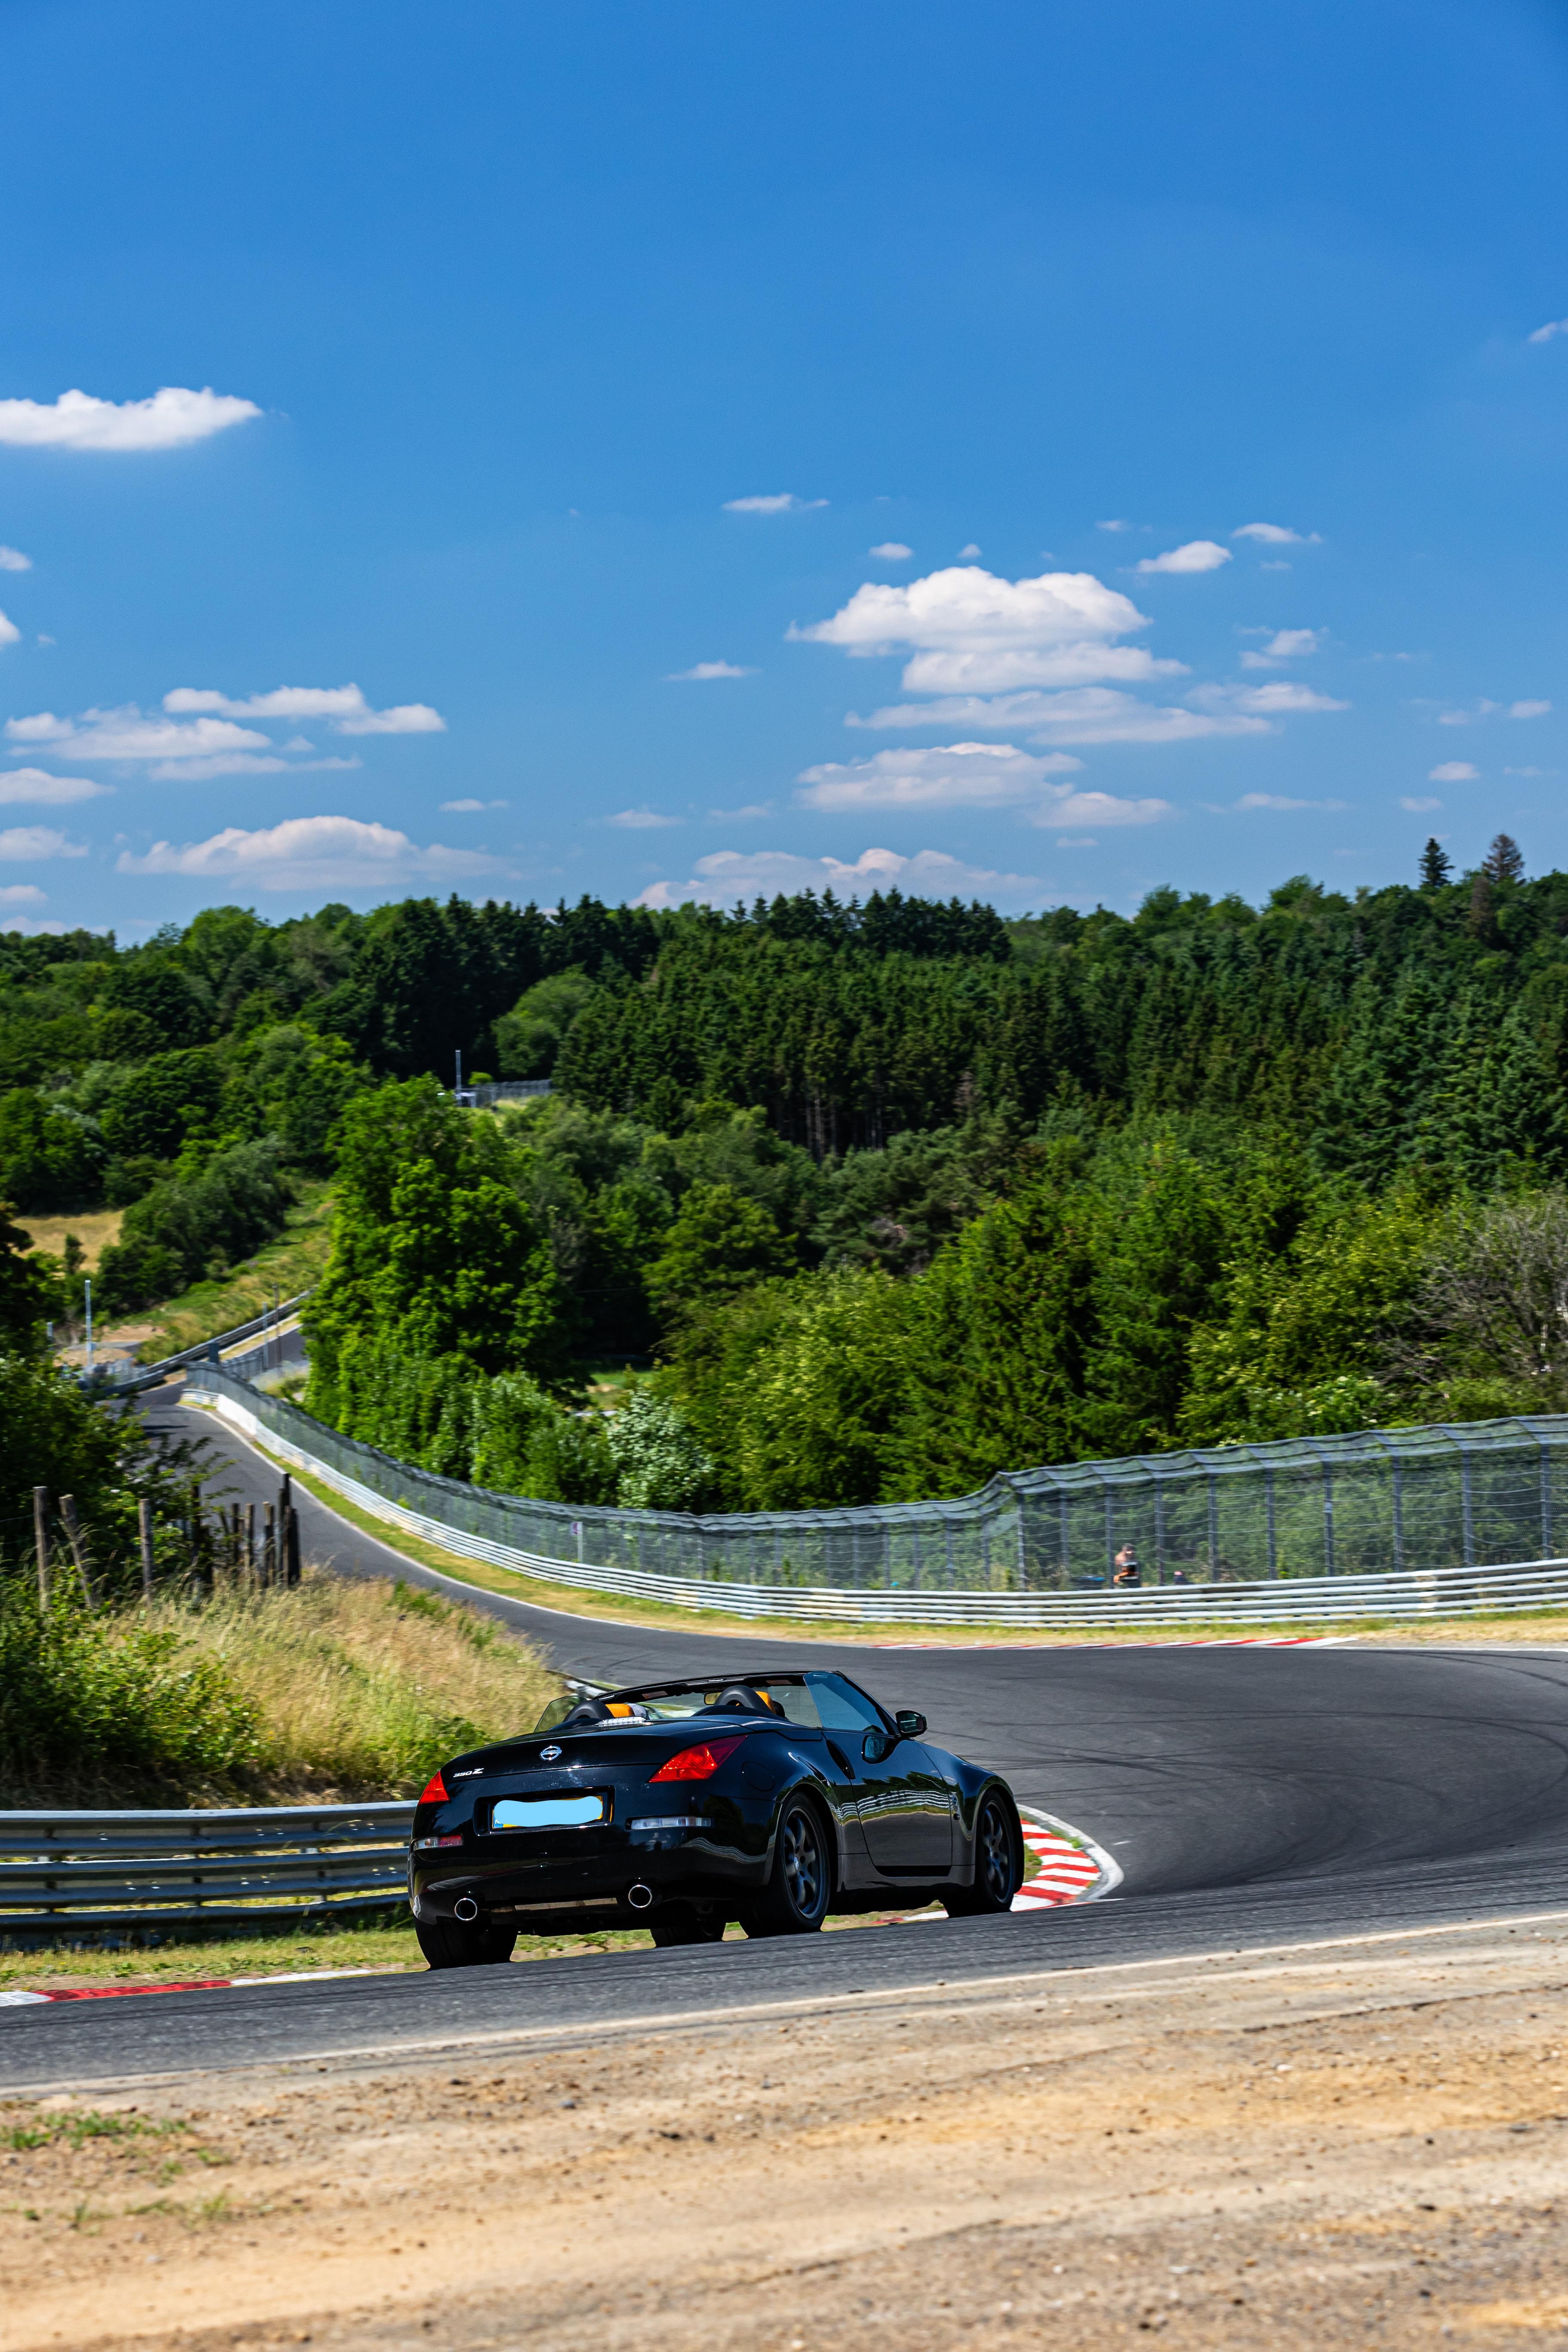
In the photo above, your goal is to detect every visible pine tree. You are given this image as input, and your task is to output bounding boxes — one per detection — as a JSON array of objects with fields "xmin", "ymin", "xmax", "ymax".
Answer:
[
  {"xmin": 1419, "ymin": 838, "xmax": 1452, "ymax": 889},
  {"xmin": 1483, "ymin": 833, "xmax": 1525, "ymax": 884}
]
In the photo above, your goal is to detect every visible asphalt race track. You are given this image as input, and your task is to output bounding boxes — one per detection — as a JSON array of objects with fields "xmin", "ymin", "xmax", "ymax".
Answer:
[{"xmin": 4, "ymin": 1387, "xmax": 1567, "ymax": 2093}]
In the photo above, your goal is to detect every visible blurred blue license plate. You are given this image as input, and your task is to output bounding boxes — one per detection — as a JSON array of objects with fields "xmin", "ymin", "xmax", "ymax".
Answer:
[{"xmin": 492, "ymin": 1794, "xmax": 606, "ymax": 1831}]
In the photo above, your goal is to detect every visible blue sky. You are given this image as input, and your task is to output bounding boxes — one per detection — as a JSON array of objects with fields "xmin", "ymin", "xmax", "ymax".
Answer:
[{"xmin": 1, "ymin": 0, "xmax": 1565, "ymax": 934}]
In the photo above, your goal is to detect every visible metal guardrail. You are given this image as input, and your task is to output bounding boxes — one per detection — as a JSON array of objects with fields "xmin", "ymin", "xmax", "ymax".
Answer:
[
  {"xmin": 0, "ymin": 1802, "xmax": 413, "ymax": 1937},
  {"xmin": 84, "ymin": 1290, "xmax": 314, "ymax": 1396},
  {"xmin": 193, "ymin": 1379, "xmax": 1568, "ymax": 1626}
]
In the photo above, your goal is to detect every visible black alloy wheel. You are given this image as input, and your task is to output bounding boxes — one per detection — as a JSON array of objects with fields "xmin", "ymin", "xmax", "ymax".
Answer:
[
  {"xmin": 944, "ymin": 1791, "xmax": 1021, "ymax": 1917},
  {"xmin": 415, "ymin": 1917, "xmax": 519, "ymax": 1969},
  {"xmin": 649, "ymin": 1905, "xmax": 727, "ymax": 1946},
  {"xmin": 743, "ymin": 1795, "xmax": 832, "ymax": 1936}
]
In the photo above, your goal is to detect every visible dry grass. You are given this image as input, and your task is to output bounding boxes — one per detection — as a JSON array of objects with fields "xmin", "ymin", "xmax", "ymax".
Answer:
[
  {"xmin": 152, "ymin": 1568, "xmax": 560, "ymax": 1801},
  {"xmin": 18, "ymin": 1206, "xmax": 123, "ymax": 1271}
]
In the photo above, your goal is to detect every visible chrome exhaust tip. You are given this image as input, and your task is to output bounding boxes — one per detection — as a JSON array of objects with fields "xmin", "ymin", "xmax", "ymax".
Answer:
[
  {"xmin": 626, "ymin": 1882, "xmax": 656, "ymax": 1911},
  {"xmin": 453, "ymin": 1894, "xmax": 480, "ymax": 1922}
]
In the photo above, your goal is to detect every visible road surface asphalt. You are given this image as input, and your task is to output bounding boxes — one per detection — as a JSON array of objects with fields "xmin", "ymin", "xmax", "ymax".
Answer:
[{"xmin": 3, "ymin": 1383, "xmax": 1565, "ymax": 2092}]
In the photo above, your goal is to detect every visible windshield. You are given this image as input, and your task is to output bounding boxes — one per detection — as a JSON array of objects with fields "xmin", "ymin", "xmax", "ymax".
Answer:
[{"xmin": 532, "ymin": 1672, "xmax": 889, "ymax": 1736}]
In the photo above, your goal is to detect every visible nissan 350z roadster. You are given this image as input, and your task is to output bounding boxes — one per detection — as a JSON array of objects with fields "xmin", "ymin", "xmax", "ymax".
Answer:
[{"xmin": 408, "ymin": 1668, "xmax": 1023, "ymax": 1966}]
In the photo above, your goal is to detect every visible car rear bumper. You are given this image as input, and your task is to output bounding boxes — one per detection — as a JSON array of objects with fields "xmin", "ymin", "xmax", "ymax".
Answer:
[{"xmin": 409, "ymin": 1820, "xmax": 772, "ymax": 1926}]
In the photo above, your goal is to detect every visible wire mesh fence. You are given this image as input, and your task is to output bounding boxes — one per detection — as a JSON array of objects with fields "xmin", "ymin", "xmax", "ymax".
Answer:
[{"xmin": 187, "ymin": 1364, "xmax": 1568, "ymax": 1603}]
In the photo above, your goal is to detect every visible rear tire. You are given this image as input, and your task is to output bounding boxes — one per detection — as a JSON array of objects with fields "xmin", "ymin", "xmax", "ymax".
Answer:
[
  {"xmin": 943, "ymin": 1791, "xmax": 1021, "ymax": 1917},
  {"xmin": 742, "ymin": 1795, "xmax": 832, "ymax": 1937},
  {"xmin": 415, "ymin": 1916, "xmax": 518, "ymax": 1969},
  {"xmin": 649, "ymin": 1906, "xmax": 727, "ymax": 1947}
]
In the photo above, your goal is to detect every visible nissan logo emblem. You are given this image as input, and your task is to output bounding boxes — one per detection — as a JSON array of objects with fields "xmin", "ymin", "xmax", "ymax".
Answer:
[{"xmin": 539, "ymin": 1744, "xmax": 562, "ymax": 1762}]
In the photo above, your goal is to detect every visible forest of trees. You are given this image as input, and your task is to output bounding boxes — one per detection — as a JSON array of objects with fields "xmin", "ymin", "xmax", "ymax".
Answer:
[{"xmin": 8, "ymin": 837, "xmax": 1568, "ymax": 1513}]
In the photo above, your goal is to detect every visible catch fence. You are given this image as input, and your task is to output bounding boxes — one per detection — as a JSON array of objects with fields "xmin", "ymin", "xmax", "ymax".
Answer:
[{"xmin": 188, "ymin": 1366, "xmax": 1568, "ymax": 1623}]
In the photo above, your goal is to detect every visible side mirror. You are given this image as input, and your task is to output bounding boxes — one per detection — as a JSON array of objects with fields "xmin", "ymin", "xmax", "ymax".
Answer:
[
  {"xmin": 894, "ymin": 1709, "xmax": 927, "ymax": 1738},
  {"xmin": 861, "ymin": 1727, "xmax": 892, "ymax": 1764}
]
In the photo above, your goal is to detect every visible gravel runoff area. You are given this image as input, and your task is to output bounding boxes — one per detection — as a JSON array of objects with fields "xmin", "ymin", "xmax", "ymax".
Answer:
[{"xmin": 4, "ymin": 1911, "xmax": 1568, "ymax": 2352}]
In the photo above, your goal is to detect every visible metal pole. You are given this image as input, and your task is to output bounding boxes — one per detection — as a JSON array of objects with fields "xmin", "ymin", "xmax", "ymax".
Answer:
[
  {"xmin": 1207, "ymin": 1472, "xmax": 1219, "ymax": 1580},
  {"xmin": 84, "ymin": 1277, "xmax": 93, "ymax": 1373},
  {"xmin": 1059, "ymin": 1488, "xmax": 1069, "ymax": 1582},
  {"xmin": 1393, "ymin": 1456, "xmax": 1405, "ymax": 1573},
  {"xmin": 1265, "ymin": 1467, "xmax": 1277, "ymax": 1578},
  {"xmin": 1460, "ymin": 1438, "xmax": 1475, "ymax": 1567},
  {"xmin": 33, "ymin": 1485, "xmax": 49, "ymax": 1606},
  {"xmin": 1540, "ymin": 1439, "xmax": 1553, "ymax": 1559},
  {"xmin": 1103, "ymin": 1480, "xmax": 1115, "ymax": 1580},
  {"xmin": 1154, "ymin": 1479, "xmax": 1166, "ymax": 1580},
  {"xmin": 138, "ymin": 1497, "xmax": 156, "ymax": 1600},
  {"xmin": 1323, "ymin": 1461, "xmax": 1335, "ymax": 1574}
]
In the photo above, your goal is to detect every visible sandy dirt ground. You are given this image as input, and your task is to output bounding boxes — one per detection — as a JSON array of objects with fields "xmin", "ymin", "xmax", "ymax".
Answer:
[{"xmin": 5, "ymin": 1913, "xmax": 1568, "ymax": 2350}]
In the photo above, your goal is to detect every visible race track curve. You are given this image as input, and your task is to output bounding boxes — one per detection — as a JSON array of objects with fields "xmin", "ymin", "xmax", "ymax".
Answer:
[{"xmin": 4, "ymin": 1387, "xmax": 1567, "ymax": 2093}]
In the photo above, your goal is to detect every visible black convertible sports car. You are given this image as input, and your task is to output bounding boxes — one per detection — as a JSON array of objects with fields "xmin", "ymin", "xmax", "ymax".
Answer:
[{"xmin": 408, "ymin": 1668, "xmax": 1023, "ymax": 1966}]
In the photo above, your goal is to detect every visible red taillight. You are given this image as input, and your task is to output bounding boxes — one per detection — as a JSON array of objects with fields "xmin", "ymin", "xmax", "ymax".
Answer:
[
  {"xmin": 649, "ymin": 1736, "xmax": 744, "ymax": 1784},
  {"xmin": 418, "ymin": 1767, "xmax": 449, "ymax": 1805}
]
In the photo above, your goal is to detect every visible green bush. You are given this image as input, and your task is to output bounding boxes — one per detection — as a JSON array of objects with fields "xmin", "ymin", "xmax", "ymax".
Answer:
[
  {"xmin": 95, "ymin": 1139, "xmax": 291, "ymax": 1313},
  {"xmin": 0, "ymin": 1579, "xmax": 262, "ymax": 1801}
]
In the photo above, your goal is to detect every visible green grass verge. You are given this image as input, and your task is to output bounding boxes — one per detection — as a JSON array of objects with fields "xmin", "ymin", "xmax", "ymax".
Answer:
[
  {"xmin": 132, "ymin": 1182, "xmax": 335, "ymax": 1361},
  {"xmin": 186, "ymin": 1404, "xmax": 1568, "ymax": 1650}
]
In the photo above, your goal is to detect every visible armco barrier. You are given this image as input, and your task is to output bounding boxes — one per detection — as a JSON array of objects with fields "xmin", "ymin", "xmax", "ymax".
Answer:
[
  {"xmin": 84, "ymin": 1290, "xmax": 314, "ymax": 1397},
  {"xmin": 191, "ymin": 1372, "xmax": 1568, "ymax": 1627},
  {"xmin": 0, "ymin": 1803, "xmax": 414, "ymax": 1938}
]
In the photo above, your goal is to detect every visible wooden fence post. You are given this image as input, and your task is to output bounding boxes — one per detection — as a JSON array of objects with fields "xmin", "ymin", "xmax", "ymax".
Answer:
[
  {"xmin": 138, "ymin": 1497, "xmax": 156, "ymax": 1600},
  {"xmin": 285, "ymin": 1504, "xmax": 302, "ymax": 1587}
]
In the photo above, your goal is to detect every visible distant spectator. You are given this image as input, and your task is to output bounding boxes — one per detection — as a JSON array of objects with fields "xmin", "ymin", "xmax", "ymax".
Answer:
[{"xmin": 1112, "ymin": 1542, "xmax": 1142, "ymax": 1587}]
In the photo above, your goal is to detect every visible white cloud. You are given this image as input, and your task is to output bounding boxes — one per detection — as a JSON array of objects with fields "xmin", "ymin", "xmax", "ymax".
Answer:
[
  {"xmin": 1136, "ymin": 540, "xmax": 1231, "ymax": 575},
  {"xmin": 851, "ymin": 685, "xmax": 1273, "ymax": 745},
  {"xmin": 1260, "ymin": 560, "xmax": 1292, "ymax": 572},
  {"xmin": 1190, "ymin": 681, "xmax": 1349, "ymax": 718},
  {"xmin": 1510, "ymin": 699, "xmax": 1551, "ymax": 719},
  {"xmin": 1504, "ymin": 766, "xmax": 1549, "ymax": 778},
  {"xmin": 1401, "ymin": 796, "xmax": 1443, "ymax": 812},
  {"xmin": 635, "ymin": 845, "xmax": 1044, "ymax": 911},
  {"xmin": 869, "ymin": 543, "xmax": 913, "ymax": 560},
  {"xmin": 0, "ymin": 883, "xmax": 46, "ymax": 906},
  {"xmin": 1231, "ymin": 522, "xmax": 1322, "ymax": 545},
  {"xmin": 1430, "ymin": 761, "xmax": 1479, "ymax": 783},
  {"xmin": 1228, "ymin": 792, "xmax": 1348, "ymax": 812},
  {"xmin": 1239, "ymin": 628, "xmax": 1324, "ymax": 668},
  {"xmin": 797, "ymin": 743, "xmax": 1084, "ymax": 813},
  {"xmin": 706, "ymin": 802, "xmax": 772, "ymax": 821},
  {"xmin": 0, "ymin": 386, "xmax": 260, "ymax": 451},
  {"xmin": 153, "ymin": 753, "xmax": 362, "ymax": 782},
  {"xmin": 958, "ymin": 543, "xmax": 982, "ymax": 558},
  {"xmin": 0, "ymin": 547, "xmax": 30, "ymax": 572},
  {"xmin": 1096, "ymin": 520, "xmax": 1131, "ymax": 533},
  {"xmin": 441, "ymin": 797, "xmax": 508, "ymax": 813},
  {"xmin": 722, "ymin": 493, "xmax": 826, "ymax": 514},
  {"xmin": 1528, "ymin": 318, "xmax": 1568, "ymax": 344},
  {"xmin": 115, "ymin": 815, "xmax": 501, "ymax": 891},
  {"xmin": 0, "ymin": 609, "xmax": 19, "ymax": 648},
  {"xmin": 667, "ymin": 661, "xmax": 755, "ymax": 681},
  {"xmin": 793, "ymin": 563, "xmax": 1177, "ymax": 694},
  {"xmin": 608, "ymin": 807, "xmax": 681, "ymax": 829},
  {"xmin": 8, "ymin": 706, "xmax": 271, "ymax": 761},
  {"xmin": 0, "ymin": 825, "xmax": 87, "ymax": 860},
  {"xmin": 0, "ymin": 768, "xmax": 112, "ymax": 806},
  {"xmin": 164, "ymin": 684, "xmax": 445, "ymax": 735}
]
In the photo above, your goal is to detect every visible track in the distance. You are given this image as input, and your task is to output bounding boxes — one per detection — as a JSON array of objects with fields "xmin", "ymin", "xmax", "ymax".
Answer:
[{"xmin": 4, "ymin": 1391, "xmax": 1566, "ymax": 2092}]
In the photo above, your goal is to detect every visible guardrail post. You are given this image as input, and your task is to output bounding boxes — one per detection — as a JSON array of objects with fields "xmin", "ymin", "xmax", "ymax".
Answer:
[{"xmin": 33, "ymin": 1485, "xmax": 49, "ymax": 1606}]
